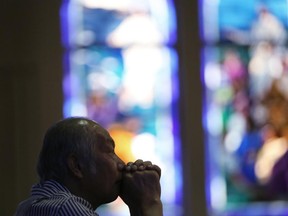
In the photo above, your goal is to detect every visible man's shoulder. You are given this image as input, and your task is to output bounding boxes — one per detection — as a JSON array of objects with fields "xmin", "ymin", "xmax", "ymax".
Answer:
[
  {"xmin": 15, "ymin": 180, "xmax": 98, "ymax": 216},
  {"xmin": 34, "ymin": 182, "xmax": 97, "ymax": 215},
  {"xmin": 15, "ymin": 191, "xmax": 98, "ymax": 216},
  {"xmin": 56, "ymin": 195, "xmax": 98, "ymax": 215}
]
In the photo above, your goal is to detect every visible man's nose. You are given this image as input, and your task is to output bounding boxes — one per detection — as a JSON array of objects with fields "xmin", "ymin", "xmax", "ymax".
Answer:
[{"xmin": 116, "ymin": 153, "xmax": 125, "ymax": 166}]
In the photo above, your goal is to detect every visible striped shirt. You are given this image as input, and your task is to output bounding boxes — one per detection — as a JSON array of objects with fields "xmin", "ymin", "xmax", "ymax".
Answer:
[{"xmin": 14, "ymin": 180, "xmax": 99, "ymax": 216}]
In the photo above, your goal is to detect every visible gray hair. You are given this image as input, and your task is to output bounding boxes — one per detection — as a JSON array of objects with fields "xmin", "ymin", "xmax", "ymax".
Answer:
[{"xmin": 37, "ymin": 117, "xmax": 101, "ymax": 182}]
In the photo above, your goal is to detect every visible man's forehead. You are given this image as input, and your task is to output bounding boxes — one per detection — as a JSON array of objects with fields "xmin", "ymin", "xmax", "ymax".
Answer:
[
  {"xmin": 92, "ymin": 125, "xmax": 115, "ymax": 148},
  {"xmin": 74, "ymin": 118, "xmax": 115, "ymax": 148}
]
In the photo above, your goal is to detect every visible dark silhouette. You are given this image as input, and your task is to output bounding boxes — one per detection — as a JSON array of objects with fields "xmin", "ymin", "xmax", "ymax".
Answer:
[{"xmin": 14, "ymin": 117, "xmax": 162, "ymax": 216}]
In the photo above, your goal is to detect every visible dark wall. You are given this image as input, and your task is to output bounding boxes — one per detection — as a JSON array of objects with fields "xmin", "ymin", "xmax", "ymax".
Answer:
[
  {"xmin": 0, "ymin": 1, "xmax": 63, "ymax": 215},
  {"xmin": 0, "ymin": 1, "xmax": 205, "ymax": 216},
  {"xmin": 176, "ymin": 1, "xmax": 207, "ymax": 215}
]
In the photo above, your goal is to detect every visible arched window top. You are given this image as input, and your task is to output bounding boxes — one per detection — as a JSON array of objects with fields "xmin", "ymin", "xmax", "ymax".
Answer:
[{"xmin": 61, "ymin": 0, "xmax": 177, "ymax": 47}]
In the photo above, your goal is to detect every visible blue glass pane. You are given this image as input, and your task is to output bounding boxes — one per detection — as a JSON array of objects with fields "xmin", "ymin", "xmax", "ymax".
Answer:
[
  {"xmin": 201, "ymin": 0, "xmax": 288, "ymax": 43},
  {"xmin": 61, "ymin": 0, "xmax": 177, "ymax": 47},
  {"xmin": 61, "ymin": 1, "xmax": 181, "ymax": 214},
  {"xmin": 203, "ymin": 45, "xmax": 288, "ymax": 215},
  {"xmin": 201, "ymin": 0, "xmax": 288, "ymax": 215},
  {"xmin": 63, "ymin": 45, "xmax": 181, "ymax": 215}
]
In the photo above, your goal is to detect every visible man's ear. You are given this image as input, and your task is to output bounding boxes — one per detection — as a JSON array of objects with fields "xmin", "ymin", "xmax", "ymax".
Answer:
[{"xmin": 67, "ymin": 154, "xmax": 84, "ymax": 179}]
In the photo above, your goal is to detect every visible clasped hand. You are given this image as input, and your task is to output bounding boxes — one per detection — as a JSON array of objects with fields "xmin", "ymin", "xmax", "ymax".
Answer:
[{"xmin": 118, "ymin": 160, "xmax": 163, "ymax": 216}]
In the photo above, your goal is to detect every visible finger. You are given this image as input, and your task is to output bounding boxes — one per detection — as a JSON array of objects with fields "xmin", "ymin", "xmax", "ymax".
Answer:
[
  {"xmin": 147, "ymin": 164, "xmax": 161, "ymax": 178},
  {"xmin": 136, "ymin": 160, "xmax": 152, "ymax": 171},
  {"xmin": 127, "ymin": 162, "xmax": 133, "ymax": 166},
  {"xmin": 134, "ymin": 159, "xmax": 145, "ymax": 171},
  {"xmin": 130, "ymin": 164, "xmax": 138, "ymax": 171},
  {"xmin": 124, "ymin": 162, "xmax": 133, "ymax": 171},
  {"xmin": 143, "ymin": 161, "xmax": 152, "ymax": 167},
  {"xmin": 124, "ymin": 162, "xmax": 138, "ymax": 172},
  {"xmin": 138, "ymin": 165, "xmax": 145, "ymax": 171},
  {"xmin": 138, "ymin": 161, "xmax": 152, "ymax": 171},
  {"xmin": 133, "ymin": 159, "xmax": 144, "ymax": 166},
  {"xmin": 125, "ymin": 165, "xmax": 137, "ymax": 172}
]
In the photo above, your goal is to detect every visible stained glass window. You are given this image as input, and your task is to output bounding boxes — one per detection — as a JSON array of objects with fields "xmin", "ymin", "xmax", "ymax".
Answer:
[
  {"xmin": 60, "ymin": 0, "xmax": 182, "ymax": 215},
  {"xmin": 201, "ymin": 0, "xmax": 288, "ymax": 215}
]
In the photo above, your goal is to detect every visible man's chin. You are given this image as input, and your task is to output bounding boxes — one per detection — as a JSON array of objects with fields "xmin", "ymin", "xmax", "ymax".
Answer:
[
  {"xmin": 107, "ymin": 185, "xmax": 121, "ymax": 203},
  {"xmin": 101, "ymin": 193, "xmax": 118, "ymax": 205}
]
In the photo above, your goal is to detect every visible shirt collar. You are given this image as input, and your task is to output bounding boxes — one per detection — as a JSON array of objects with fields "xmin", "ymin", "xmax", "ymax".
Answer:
[{"xmin": 31, "ymin": 179, "xmax": 71, "ymax": 197}]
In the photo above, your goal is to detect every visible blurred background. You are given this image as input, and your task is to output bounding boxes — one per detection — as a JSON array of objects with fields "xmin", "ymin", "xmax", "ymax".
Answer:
[{"xmin": 2, "ymin": 0, "xmax": 288, "ymax": 216}]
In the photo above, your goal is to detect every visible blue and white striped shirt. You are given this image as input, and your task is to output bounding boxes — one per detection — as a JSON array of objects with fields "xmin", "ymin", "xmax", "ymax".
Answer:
[{"xmin": 14, "ymin": 180, "xmax": 99, "ymax": 216}]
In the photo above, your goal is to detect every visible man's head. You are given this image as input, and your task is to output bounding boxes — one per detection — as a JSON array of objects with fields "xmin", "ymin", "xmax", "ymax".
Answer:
[{"xmin": 37, "ymin": 117, "xmax": 124, "ymax": 208}]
